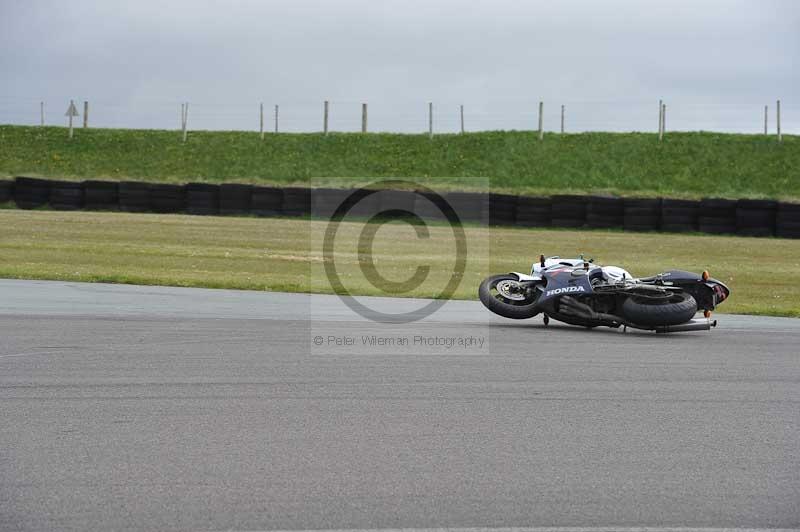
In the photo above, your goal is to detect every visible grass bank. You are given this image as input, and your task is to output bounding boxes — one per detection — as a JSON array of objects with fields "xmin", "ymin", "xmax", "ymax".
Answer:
[
  {"xmin": 1, "ymin": 209, "xmax": 797, "ymax": 317},
  {"xmin": 1, "ymin": 125, "xmax": 797, "ymax": 199}
]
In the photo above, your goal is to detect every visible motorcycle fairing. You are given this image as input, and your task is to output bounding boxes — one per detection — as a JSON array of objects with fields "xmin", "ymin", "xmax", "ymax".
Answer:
[
  {"xmin": 537, "ymin": 266, "xmax": 595, "ymax": 305},
  {"xmin": 509, "ymin": 272, "xmax": 539, "ymax": 282},
  {"xmin": 652, "ymin": 270, "xmax": 731, "ymax": 310}
]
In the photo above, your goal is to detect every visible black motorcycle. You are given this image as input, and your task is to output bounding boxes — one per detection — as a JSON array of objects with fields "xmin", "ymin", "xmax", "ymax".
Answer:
[{"xmin": 479, "ymin": 255, "xmax": 730, "ymax": 333}]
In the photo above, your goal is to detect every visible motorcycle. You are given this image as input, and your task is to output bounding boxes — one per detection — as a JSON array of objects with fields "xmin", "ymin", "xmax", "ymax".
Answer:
[{"xmin": 479, "ymin": 255, "xmax": 730, "ymax": 333}]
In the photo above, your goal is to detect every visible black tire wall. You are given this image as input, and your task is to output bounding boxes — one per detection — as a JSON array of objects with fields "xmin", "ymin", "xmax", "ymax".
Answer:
[
  {"xmin": 14, "ymin": 177, "xmax": 50, "ymax": 209},
  {"xmin": 444, "ymin": 192, "xmax": 490, "ymax": 223},
  {"xmin": 0, "ymin": 179, "xmax": 13, "ymax": 203},
  {"xmin": 660, "ymin": 199, "xmax": 699, "ymax": 233},
  {"xmin": 281, "ymin": 187, "xmax": 311, "ymax": 216},
  {"xmin": 149, "ymin": 184, "xmax": 185, "ymax": 213},
  {"xmin": 49, "ymin": 181, "xmax": 83, "ymax": 211},
  {"xmin": 488, "ymin": 193, "xmax": 517, "ymax": 226},
  {"xmin": 4, "ymin": 177, "xmax": 799, "ymax": 238},
  {"xmin": 623, "ymin": 198, "xmax": 661, "ymax": 232},
  {"xmin": 186, "ymin": 183, "xmax": 220, "ymax": 215},
  {"xmin": 119, "ymin": 182, "xmax": 151, "ymax": 212},
  {"xmin": 83, "ymin": 180, "xmax": 119, "ymax": 211},
  {"xmin": 776, "ymin": 202, "xmax": 800, "ymax": 239},
  {"xmin": 551, "ymin": 195, "xmax": 586, "ymax": 227},
  {"xmin": 586, "ymin": 196, "xmax": 623, "ymax": 228},
  {"xmin": 311, "ymin": 188, "xmax": 349, "ymax": 219},
  {"xmin": 377, "ymin": 189, "xmax": 416, "ymax": 217},
  {"xmin": 251, "ymin": 186, "xmax": 283, "ymax": 216},
  {"xmin": 698, "ymin": 198, "xmax": 737, "ymax": 234},
  {"xmin": 219, "ymin": 184, "xmax": 252, "ymax": 215},
  {"xmin": 515, "ymin": 196, "xmax": 550, "ymax": 227},
  {"xmin": 736, "ymin": 199, "xmax": 777, "ymax": 237}
]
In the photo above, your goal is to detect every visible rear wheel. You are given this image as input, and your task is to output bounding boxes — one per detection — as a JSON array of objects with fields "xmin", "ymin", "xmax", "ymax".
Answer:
[
  {"xmin": 622, "ymin": 291, "xmax": 697, "ymax": 326},
  {"xmin": 478, "ymin": 274, "xmax": 540, "ymax": 319}
]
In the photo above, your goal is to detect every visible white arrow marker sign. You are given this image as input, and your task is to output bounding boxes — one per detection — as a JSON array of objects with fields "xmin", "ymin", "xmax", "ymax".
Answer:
[{"xmin": 65, "ymin": 100, "xmax": 79, "ymax": 139}]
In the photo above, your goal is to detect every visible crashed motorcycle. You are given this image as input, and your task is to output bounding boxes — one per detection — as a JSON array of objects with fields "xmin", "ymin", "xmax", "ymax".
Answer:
[{"xmin": 479, "ymin": 255, "xmax": 730, "ymax": 333}]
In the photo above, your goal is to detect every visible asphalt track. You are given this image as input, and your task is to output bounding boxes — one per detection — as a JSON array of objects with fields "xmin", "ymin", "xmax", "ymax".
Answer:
[{"xmin": 1, "ymin": 279, "xmax": 799, "ymax": 531}]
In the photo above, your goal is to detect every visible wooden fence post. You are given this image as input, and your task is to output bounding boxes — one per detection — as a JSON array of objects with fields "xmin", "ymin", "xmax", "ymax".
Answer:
[
  {"xmin": 428, "ymin": 102, "xmax": 433, "ymax": 139},
  {"xmin": 662, "ymin": 103, "xmax": 666, "ymax": 137},
  {"xmin": 561, "ymin": 104, "xmax": 565, "ymax": 134},
  {"xmin": 764, "ymin": 105, "xmax": 768, "ymax": 135},
  {"xmin": 658, "ymin": 99, "xmax": 663, "ymax": 140},
  {"xmin": 538, "ymin": 101, "xmax": 543, "ymax": 141},
  {"xmin": 182, "ymin": 102, "xmax": 188, "ymax": 143},
  {"xmin": 460, "ymin": 104, "xmax": 464, "ymax": 134},
  {"xmin": 40, "ymin": 102, "xmax": 44, "ymax": 127},
  {"xmin": 777, "ymin": 100, "xmax": 782, "ymax": 142},
  {"xmin": 274, "ymin": 104, "xmax": 279, "ymax": 133},
  {"xmin": 260, "ymin": 102, "xmax": 264, "ymax": 139},
  {"xmin": 323, "ymin": 100, "xmax": 329, "ymax": 135},
  {"xmin": 362, "ymin": 103, "xmax": 367, "ymax": 133},
  {"xmin": 83, "ymin": 101, "xmax": 88, "ymax": 128}
]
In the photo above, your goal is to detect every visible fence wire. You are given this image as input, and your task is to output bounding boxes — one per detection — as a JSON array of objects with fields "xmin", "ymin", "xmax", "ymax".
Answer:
[{"xmin": 0, "ymin": 98, "xmax": 795, "ymax": 135}]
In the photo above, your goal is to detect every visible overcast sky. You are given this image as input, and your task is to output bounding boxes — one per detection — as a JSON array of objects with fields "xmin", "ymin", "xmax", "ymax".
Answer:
[{"xmin": 1, "ymin": 0, "xmax": 798, "ymax": 132}]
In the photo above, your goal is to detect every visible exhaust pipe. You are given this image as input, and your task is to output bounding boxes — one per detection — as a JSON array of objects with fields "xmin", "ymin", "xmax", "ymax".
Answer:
[
  {"xmin": 655, "ymin": 319, "xmax": 717, "ymax": 333},
  {"xmin": 559, "ymin": 297, "xmax": 720, "ymax": 334}
]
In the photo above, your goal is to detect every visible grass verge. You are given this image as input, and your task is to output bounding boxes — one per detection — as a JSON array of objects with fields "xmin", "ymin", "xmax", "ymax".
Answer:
[
  {"xmin": 1, "ymin": 125, "xmax": 798, "ymax": 199},
  {"xmin": 1, "ymin": 209, "xmax": 798, "ymax": 317}
]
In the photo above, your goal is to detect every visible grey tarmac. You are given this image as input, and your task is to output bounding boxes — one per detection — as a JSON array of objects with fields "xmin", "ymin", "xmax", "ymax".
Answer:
[{"xmin": 0, "ymin": 280, "xmax": 798, "ymax": 531}]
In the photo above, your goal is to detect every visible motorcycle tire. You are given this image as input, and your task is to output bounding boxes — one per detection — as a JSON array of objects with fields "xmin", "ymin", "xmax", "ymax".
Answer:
[
  {"xmin": 622, "ymin": 291, "xmax": 698, "ymax": 326},
  {"xmin": 478, "ymin": 274, "xmax": 540, "ymax": 319}
]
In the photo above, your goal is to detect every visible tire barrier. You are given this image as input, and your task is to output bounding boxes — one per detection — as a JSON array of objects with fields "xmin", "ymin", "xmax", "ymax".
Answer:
[
  {"xmin": 445, "ymin": 191, "xmax": 489, "ymax": 223},
  {"xmin": 251, "ymin": 186, "xmax": 283, "ymax": 216},
  {"xmin": 312, "ymin": 188, "xmax": 350, "ymax": 219},
  {"xmin": 551, "ymin": 195, "xmax": 587, "ymax": 228},
  {"xmin": 377, "ymin": 189, "xmax": 416, "ymax": 216},
  {"xmin": 0, "ymin": 179, "xmax": 14, "ymax": 203},
  {"xmin": 149, "ymin": 183, "xmax": 185, "ymax": 213},
  {"xmin": 349, "ymin": 189, "xmax": 381, "ymax": 219},
  {"xmin": 281, "ymin": 187, "xmax": 311, "ymax": 216},
  {"xmin": 488, "ymin": 193, "xmax": 517, "ymax": 226},
  {"xmin": 660, "ymin": 198, "xmax": 699, "ymax": 233},
  {"xmin": 49, "ymin": 181, "xmax": 83, "ymax": 211},
  {"xmin": 14, "ymin": 177, "xmax": 51, "ymax": 209},
  {"xmin": 623, "ymin": 198, "xmax": 661, "ymax": 232},
  {"xmin": 736, "ymin": 199, "xmax": 777, "ymax": 237},
  {"xmin": 776, "ymin": 202, "xmax": 800, "ymax": 239},
  {"xmin": 698, "ymin": 198, "xmax": 737, "ymax": 235},
  {"xmin": 586, "ymin": 196, "xmax": 624, "ymax": 228},
  {"xmin": 4, "ymin": 177, "xmax": 799, "ymax": 238},
  {"xmin": 83, "ymin": 180, "xmax": 119, "ymax": 211},
  {"xmin": 186, "ymin": 182, "xmax": 220, "ymax": 216},
  {"xmin": 316, "ymin": 187, "xmax": 382, "ymax": 219},
  {"xmin": 219, "ymin": 183, "xmax": 252, "ymax": 215},
  {"xmin": 119, "ymin": 181, "xmax": 151, "ymax": 212},
  {"xmin": 515, "ymin": 196, "xmax": 551, "ymax": 227},
  {"xmin": 413, "ymin": 191, "xmax": 447, "ymax": 221}
]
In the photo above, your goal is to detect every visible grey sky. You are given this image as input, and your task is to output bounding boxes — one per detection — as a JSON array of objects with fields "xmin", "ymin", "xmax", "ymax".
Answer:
[{"xmin": 1, "ymin": 0, "xmax": 798, "ymax": 132}]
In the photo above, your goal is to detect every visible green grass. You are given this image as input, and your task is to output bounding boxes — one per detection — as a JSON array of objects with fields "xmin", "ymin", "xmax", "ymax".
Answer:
[
  {"xmin": 1, "ymin": 125, "xmax": 798, "ymax": 199},
  {"xmin": 1, "ymin": 209, "xmax": 798, "ymax": 317}
]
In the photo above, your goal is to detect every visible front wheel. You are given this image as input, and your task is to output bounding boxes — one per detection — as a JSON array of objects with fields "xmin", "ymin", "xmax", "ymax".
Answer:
[{"xmin": 478, "ymin": 274, "xmax": 540, "ymax": 319}]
